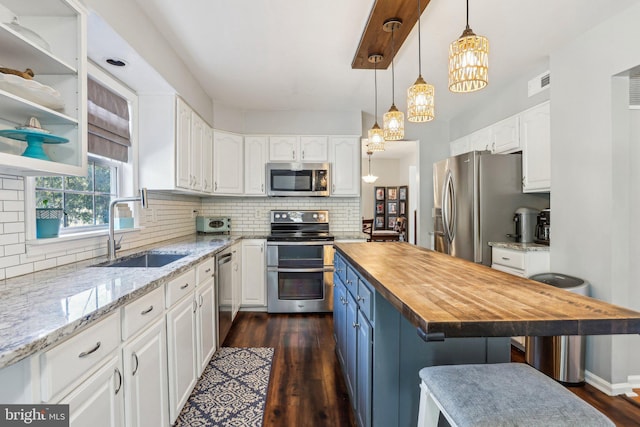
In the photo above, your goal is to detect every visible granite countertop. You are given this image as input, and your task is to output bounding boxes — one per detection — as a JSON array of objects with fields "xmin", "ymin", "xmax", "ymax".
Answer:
[
  {"xmin": 335, "ymin": 242, "xmax": 640, "ymax": 339},
  {"xmin": 489, "ymin": 241, "xmax": 550, "ymax": 252},
  {"xmin": 0, "ymin": 234, "xmax": 239, "ymax": 370}
]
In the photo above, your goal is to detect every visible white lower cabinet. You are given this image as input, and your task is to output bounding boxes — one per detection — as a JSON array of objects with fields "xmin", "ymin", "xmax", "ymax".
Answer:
[
  {"xmin": 166, "ymin": 291, "xmax": 198, "ymax": 424},
  {"xmin": 241, "ymin": 239, "xmax": 266, "ymax": 307},
  {"xmin": 232, "ymin": 243, "xmax": 243, "ymax": 319},
  {"xmin": 196, "ymin": 278, "xmax": 216, "ymax": 375},
  {"xmin": 123, "ymin": 318, "xmax": 169, "ymax": 427},
  {"xmin": 60, "ymin": 354, "xmax": 124, "ymax": 427}
]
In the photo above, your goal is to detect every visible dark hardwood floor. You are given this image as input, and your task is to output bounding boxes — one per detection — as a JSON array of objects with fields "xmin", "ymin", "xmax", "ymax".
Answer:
[
  {"xmin": 223, "ymin": 311, "xmax": 356, "ymax": 426},
  {"xmin": 225, "ymin": 312, "xmax": 640, "ymax": 427}
]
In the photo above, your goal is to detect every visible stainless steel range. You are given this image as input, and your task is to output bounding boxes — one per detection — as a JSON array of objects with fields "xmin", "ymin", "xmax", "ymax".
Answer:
[{"xmin": 267, "ymin": 210, "xmax": 334, "ymax": 313}]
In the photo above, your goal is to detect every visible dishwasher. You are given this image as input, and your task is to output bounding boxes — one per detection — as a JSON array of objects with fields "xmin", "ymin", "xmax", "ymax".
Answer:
[{"xmin": 216, "ymin": 250, "xmax": 233, "ymax": 346}]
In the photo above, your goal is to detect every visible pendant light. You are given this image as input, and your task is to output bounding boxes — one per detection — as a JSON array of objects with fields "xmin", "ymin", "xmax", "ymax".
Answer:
[
  {"xmin": 367, "ymin": 54, "xmax": 385, "ymax": 152},
  {"xmin": 383, "ymin": 18, "xmax": 404, "ymax": 141},
  {"xmin": 407, "ymin": 0, "xmax": 435, "ymax": 122},
  {"xmin": 448, "ymin": 0, "xmax": 489, "ymax": 93},
  {"xmin": 362, "ymin": 150, "xmax": 378, "ymax": 183}
]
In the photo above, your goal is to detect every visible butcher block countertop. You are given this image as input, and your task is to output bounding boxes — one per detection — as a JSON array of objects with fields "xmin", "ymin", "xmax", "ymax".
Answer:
[{"xmin": 334, "ymin": 242, "xmax": 640, "ymax": 339}]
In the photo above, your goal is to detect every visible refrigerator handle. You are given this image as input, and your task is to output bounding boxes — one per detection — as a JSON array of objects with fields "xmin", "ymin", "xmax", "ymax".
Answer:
[{"xmin": 442, "ymin": 170, "xmax": 456, "ymax": 244}]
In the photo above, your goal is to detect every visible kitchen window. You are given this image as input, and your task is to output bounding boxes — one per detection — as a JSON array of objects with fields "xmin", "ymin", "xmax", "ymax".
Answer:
[{"xmin": 26, "ymin": 62, "xmax": 138, "ymax": 242}]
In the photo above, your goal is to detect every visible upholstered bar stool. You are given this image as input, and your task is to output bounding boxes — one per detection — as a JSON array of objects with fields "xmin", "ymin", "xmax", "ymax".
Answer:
[{"xmin": 417, "ymin": 363, "xmax": 614, "ymax": 427}]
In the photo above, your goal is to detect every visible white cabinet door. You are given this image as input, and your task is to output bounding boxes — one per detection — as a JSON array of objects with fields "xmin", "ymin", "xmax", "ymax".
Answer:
[
  {"xmin": 521, "ymin": 102, "xmax": 551, "ymax": 192},
  {"xmin": 241, "ymin": 240, "xmax": 266, "ymax": 306},
  {"xmin": 123, "ymin": 318, "xmax": 169, "ymax": 427},
  {"xmin": 330, "ymin": 137, "xmax": 360, "ymax": 196},
  {"xmin": 492, "ymin": 115, "xmax": 520, "ymax": 153},
  {"xmin": 196, "ymin": 278, "xmax": 216, "ymax": 376},
  {"xmin": 166, "ymin": 293, "xmax": 197, "ymax": 424},
  {"xmin": 300, "ymin": 136, "xmax": 328, "ymax": 161},
  {"xmin": 269, "ymin": 136, "xmax": 298, "ymax": 161},
  {"xmin": 244, "ymin": 136, "xmax": 268, "ymax": 195},
  {"xmin": 60, "ymin": 354, "xmax": 124, "ymax": 427},
  {"xmin": 175, "ymin": 98, "xmax": 192, "ymax": 190},
  {"xmin": 231, "ymin": 243, "xmax": 242, "ymax": 320},
  {"xmin": 190, "ymin": 113, "xmax": 204, "ymax": 192},
  {"xmin": 213, "ymin": 131, "xmax": 244, "ymax": 194},
  {"xmin": 450, "ymin": 136, "xmax": 470, "ymax": 156},
  {"xmin": 469, "ymin": 127, "xmax": 493, "ymax": 152},
  {"xmin": 202, "ymin": 125, "xmax": 214, "ymax": 194}
]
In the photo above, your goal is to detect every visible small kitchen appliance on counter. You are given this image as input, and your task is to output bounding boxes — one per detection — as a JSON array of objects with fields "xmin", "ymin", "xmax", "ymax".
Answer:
[
  {"xmin": 196, "ymin": 216, "xmax": 231, "ymax": 234},
  {"xmin": 535, "ymin": 208, "xmax": 551, "ymax": 245},
  {"xmin": 509, "ymin": 207, "xmax": 539, "ymax": 243}
]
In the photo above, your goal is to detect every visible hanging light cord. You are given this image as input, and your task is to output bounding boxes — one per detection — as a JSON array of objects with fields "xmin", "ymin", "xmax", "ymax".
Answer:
[
  {"xmin": 374, "ymin": 60, "xmax": 378, "ymax": 119},
  {"xmin": 465, "ymin": 0, "xmax": 470, "ymax": 30},
  {"xmin": 391, "ymin": 26, "xmax": 396, "ymax": 104},
  {"xmin": 417, "ymin": 0, "xmax": 422, "ymax": 76}
]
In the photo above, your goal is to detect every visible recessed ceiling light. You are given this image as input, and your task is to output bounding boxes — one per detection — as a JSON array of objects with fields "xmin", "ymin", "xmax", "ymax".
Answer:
[{"xmin": 106, "ymin": 58, "xmax": 127, "ymax": 67}]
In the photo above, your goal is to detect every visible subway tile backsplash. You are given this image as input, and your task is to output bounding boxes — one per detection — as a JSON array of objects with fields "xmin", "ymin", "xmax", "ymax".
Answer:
[
  {"xmin": 200, "ymin": 197, "xmax": 361, "ymax": 235},
  {"xmin": 0, "ymin": 174, "xmax": 361, "ymax": 281}
]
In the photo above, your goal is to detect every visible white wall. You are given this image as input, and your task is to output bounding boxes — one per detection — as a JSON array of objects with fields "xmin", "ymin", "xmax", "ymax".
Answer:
[{"xmin": 550, "ymin": 3, "xmax": 640, "ymax": 389}]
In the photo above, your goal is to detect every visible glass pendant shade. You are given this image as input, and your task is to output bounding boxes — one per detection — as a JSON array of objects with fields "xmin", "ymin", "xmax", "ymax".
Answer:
[
  {"xmin": 362, "ymin": 152, "xmax": 378, "ymax": 183},
  {"xmin": 367, "ymin": 123, "xmax": 385, "ymax": 152},
  {"xmin": 407, "ymin": 75, "xmax": 435, "ymax": 122},
  {"xmin": 383, "ymin": 105, "xmax": 404, "ymax": 141}
]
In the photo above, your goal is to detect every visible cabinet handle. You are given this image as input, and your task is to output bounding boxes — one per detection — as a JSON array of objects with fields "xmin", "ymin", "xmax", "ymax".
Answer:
[
  {"xmin": 132, "ymin": 353, "xmax": 139, "ymax": 376},
  {"xmin": 292, "ymin": 150, "xmax": 295, "ymax": 160},
  {"xmin": 199, "ymin": 294, "xmax": 204, "ymax": 307},
  {"xmin": 114, "ymin": 368, "xmax": 122, "ymax": 395},
  {"xmin": 204, "ymin": 179, "xmax": 208, "ymax": 188},
  {"xmin": 352, "ymin": 322, "xmax": 360, "ymax": 329},
  {"xmin": 205, "ymin": 268, "xmax": 211, "ymax": 274},
  {"xmin": 180, "ymin": 283, "xmax": 190, "ymax": 290},
  {"xmin": 302, "ymin": 150, "xmax": 305, "ymax": 160},
  {"xmin": 332, "ymin": 184, "xmax": 335, "ymax": 193},
  {"xmin": 501, "ymin": 257, "xmax": 510, "ymax": 261},
  {"xmin": 261, "ymin": 184, "xmax": 264, "ymax": 192},
  {"xmin": 215, "ymin": 182, "xmax": 218, "ymax": 191},
  {"xmin": 140, "ymin": 305, "xmax": 154, "ymax": 315},
  {"xmin": 356, "ymin": 295, "xmax": 363, "ymax": 302},
  {"xmin": 193, "ymin": 299, "xmax": 198, "ymax": 313},
  {"xmin": 78, "ymin": 341, "xmax": 101, "ymax": 358},
  {"xmin": 261, "ymin": 245, "xmax": 263, "ymax": 253}
]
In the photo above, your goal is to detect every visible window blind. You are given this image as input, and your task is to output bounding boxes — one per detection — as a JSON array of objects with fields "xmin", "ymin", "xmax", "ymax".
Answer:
[{"xmin": 87, "ymin": 77, "xmax": 131, "ymax": 162}]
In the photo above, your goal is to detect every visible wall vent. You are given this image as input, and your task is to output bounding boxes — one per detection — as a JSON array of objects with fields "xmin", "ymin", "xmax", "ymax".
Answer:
[
  {"xmin": 629, "ymin": 73, "xmax": 640, "ymax": 109},
  {"xmin": 528, "ymin": 71, "xmax": 550, "ymax": 97}
]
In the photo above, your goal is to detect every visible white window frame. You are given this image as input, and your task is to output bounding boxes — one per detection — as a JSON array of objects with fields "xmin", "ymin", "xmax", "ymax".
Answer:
[{"xmin": 25, "ymin": 61, "xmax": 140, "ymax": 251}]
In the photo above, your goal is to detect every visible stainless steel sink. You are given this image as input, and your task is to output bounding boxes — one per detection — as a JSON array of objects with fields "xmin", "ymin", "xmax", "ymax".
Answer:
[{"xmin": 99, "ymin": 252, "xmax": 188, "ymax": 268}]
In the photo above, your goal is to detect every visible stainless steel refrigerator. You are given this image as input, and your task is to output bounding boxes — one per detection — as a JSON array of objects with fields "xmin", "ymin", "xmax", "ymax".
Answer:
[{"xmin": 433, "ymin": 151, "xmax": 548, "ymax": 266}]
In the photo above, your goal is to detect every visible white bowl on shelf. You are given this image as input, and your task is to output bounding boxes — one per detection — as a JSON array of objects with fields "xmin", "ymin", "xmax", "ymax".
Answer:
[{"xmin": 0, "ymin": 73, "xmax": 64, "ymax": 110}]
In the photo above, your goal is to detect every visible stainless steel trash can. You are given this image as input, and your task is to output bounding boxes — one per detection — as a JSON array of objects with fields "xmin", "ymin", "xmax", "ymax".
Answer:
[{"xmin": 525, "ymin": 273, "xmax": 589, "ymax": 386}]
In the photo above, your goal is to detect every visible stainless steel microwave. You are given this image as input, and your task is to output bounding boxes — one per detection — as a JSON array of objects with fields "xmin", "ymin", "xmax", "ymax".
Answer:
[{"xmin": 266, "ymin": 162, "xmax": 330, "ymax": 196}]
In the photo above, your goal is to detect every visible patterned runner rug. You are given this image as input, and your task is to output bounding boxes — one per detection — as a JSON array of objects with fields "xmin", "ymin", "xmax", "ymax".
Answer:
[{"xmin": 176, "ymin": 347, "xmax": 274, "ymax": 427}]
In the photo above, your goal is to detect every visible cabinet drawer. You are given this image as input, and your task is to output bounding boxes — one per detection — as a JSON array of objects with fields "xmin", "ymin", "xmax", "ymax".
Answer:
[
  {"xmin": 334, "ymin": 254, "xmax": 346, "ymax": 283},
  {"xmin": 40, "ymin": 311, "xmax": 121, "ymax": 402},
  {"xmin": 121, "ymin": 286, "xmax": 164, "ymax": 341},
  {"xmin": 166, "ymin": 269, "xmax": 197, "ymax": 308},
  {"xmin": 345, "ymin": 266, "xmax": 358, "ymax": 294},
  {"xmin": 196, "ymin": 259, "xmax": 215, "ymax": 285},
  {"xmin": 491, "ymin": 248, "xmax": 525, "ymax": 270},
  {"xmin": 357, "ymin": 279, "xmax": 374, "ymax": 322}
]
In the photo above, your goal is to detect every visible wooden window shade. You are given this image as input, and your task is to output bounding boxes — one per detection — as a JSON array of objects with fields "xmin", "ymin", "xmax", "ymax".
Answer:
[{"xmin": 87, "ymin": 77, "xmax": 131, "ymax": 162}]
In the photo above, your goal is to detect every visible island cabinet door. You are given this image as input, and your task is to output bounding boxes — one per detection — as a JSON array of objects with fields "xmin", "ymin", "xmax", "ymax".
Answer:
[
  {"xmin": 356, "ymin": 312, "xmax": 372, "ymax": 427},
  {"xmin": 333, "ymin": 278, "xmax": 347, "ymax": 368},
  {"xmin": 345, "ymin": 291, "xmax": 358, "ymax": 406}
]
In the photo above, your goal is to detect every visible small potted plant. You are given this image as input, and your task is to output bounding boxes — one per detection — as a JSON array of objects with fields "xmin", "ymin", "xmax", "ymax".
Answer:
[{"xmin": 35, "ymin": 198, "xmax": 65, "ymax": 238}]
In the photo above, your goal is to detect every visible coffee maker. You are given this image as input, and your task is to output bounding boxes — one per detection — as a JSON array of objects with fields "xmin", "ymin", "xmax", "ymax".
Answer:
[
  {"xmin": 509, "ymin": 207, "xmax": 539, "ymax": 243},
  {"xmin": 535, "ymin": 208, "xmax": 551, "ymax": 245}
]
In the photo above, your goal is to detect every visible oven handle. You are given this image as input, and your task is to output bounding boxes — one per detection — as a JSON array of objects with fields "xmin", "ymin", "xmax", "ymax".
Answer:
[
  {"xmin": 267, "ymin": 241, "xmax": 333, "ymax": 246},
  {"xmin": 267, "ymin": 267, "xmax": 333, "ymax": 273}
]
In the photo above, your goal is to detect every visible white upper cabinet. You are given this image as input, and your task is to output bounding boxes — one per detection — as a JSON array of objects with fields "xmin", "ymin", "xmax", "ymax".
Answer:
[
  {"xmin": 520, "ymin": 101, "xmax": 551, "ymax": 192},
  {"xmin": 329, "ymin": 136, "xmax": 360, "ymax": 197},
  {"xmin": 213, "ymin": 130, "xmax": 244, "ymax": 194},
  {"xmin": 492, "ymin": 115, "xmax": 520, "ymax": 153},
  {"xmin": 244, "ymin": 136, "xmax": 268, "ymax": 195},
  {"xmin": 450, "ymin": 135, "xmax": 470, "ymax": 157},
  {"xmin": 269, "ymin": 136, "xmax": 298, "ymax": 161},
  {"xmin": 139, "ymin": 95, "xmax": 213, "ymax": 195},
  {"xmin": 299, "ymin": 136, "xmax": 328, "ymax": 161},
  {"xmin": 0, "ymin": 0, "xmax": 87, "ymax": 176},
  {"xmin": 469, "ymin": 127, "xmax": 493, "ymax": 152}
]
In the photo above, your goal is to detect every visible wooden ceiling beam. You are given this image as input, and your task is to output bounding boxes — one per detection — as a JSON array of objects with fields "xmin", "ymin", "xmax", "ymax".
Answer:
[{"xmin": 352, "ymin": 0, "xmax": 432, "ymax": 70}]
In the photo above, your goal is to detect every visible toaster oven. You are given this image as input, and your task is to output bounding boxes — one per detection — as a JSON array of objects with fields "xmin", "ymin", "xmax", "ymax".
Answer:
[{"xmin": 196, "ymin": 216, "xmax": 231, "ymax": 233}]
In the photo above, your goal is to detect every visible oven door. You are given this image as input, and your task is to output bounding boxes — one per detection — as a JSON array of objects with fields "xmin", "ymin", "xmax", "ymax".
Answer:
[{"xmin": 267, "ymin": 268, "xmax": 333, "ymax": 313}]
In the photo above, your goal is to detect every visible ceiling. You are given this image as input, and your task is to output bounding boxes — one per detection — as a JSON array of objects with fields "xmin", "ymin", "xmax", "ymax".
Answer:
[{"xmin": 126, "ymin": 0, "xmax": 637, "ymax": 124}]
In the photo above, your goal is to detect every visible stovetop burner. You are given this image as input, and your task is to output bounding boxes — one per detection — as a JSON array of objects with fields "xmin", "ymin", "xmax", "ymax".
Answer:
[{"xmin": 268, "ymin": 210, "xmax": 332, "ymax": 242}]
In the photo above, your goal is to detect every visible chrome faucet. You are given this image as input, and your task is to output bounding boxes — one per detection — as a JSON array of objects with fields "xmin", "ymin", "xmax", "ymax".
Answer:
[{"xmin": 108, "ymin": 188, "xmax": 148, "ymax": 261}]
